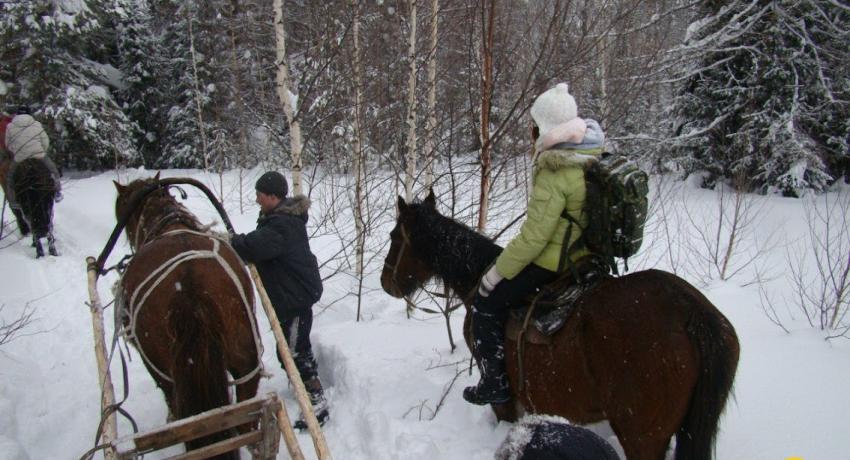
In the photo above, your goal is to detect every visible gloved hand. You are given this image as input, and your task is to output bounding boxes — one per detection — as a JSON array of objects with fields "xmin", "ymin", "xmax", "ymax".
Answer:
[{"xmin": 478, "ymin": 265, "xmax": 504, "ymax": 297}]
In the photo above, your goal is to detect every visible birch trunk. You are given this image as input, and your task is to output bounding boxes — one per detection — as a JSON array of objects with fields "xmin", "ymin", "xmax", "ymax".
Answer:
[
  {"xmin": 186, "ymin": 6, "xmax": 209, "ymax": 171},
  {"xmin": 424, "ymin": 0, "xmax": 439, "ymax": 189},
  {"xmin": 352, "ymin": 1, "xmax": 367, "ymax": 322},
  {"xmin": 477, "ymin": 0, "xmax": 496, "ymax": 231},
  {"xmin": 404, "ymin": 0, "xmax": 419, "ymax": 202},
  {"xmin": 274, "ymin": 0, "xmax": 304, "ymax": 196}
]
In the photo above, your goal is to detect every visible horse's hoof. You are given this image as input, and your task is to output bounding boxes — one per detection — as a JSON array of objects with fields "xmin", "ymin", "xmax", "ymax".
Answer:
[{"xmin": 49, "ymin": 249, "xmax": 59, "ymax": 256}]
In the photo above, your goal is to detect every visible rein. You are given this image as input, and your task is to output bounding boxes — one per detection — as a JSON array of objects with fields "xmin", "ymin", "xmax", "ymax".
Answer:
[
  {"xmin": 95, "ymin": 178, "xmax": 235, "ymax": 276},
  {"xmin": 384, "ymin": 224, "xmax": 412, "ymax": 287}
]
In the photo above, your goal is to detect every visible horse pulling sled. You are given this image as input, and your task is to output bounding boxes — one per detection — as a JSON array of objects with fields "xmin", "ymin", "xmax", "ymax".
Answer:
[{"xmin": 83, "ymin": 175, "xmax": 331, "ymax": 460}]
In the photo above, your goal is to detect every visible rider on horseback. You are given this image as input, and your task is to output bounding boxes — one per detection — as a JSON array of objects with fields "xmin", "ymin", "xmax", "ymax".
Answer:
[
  {"xmin": 464, "ymin": 83, "xmax": 608, "ymax": 405},
  {"xmin": 3, "ymin": 106, "xmax": 62, "ymax": 209}
]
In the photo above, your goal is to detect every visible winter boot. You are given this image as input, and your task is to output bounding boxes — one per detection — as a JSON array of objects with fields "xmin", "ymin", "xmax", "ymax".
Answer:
[
  {"xmin": 463, "ymin": 304, "xmax": 511, "ymax": 405},
  {"xmin": 294, "ymin": 377, "xmax": 330, "ymax": 430},
  {"xmin": 463, "ymin": 355, "xmax": 510, "ymax": 405}
]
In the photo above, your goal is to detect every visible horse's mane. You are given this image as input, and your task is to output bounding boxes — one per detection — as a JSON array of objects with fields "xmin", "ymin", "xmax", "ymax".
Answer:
[
  {"xmin": 122, "ymin": 182, "xmax": 204, "ymax": 247},
  {"xmin": 406, "ymin": 201, "xmax": 502, "ymax": 289},
  {"xmin": 143, "ymin": 186, "xmax": 204, "ymax": 232}
]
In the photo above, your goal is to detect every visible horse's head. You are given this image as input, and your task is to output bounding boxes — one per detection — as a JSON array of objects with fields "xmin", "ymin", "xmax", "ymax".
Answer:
[
  {"xmin": 114, "ymin": 172, "xmax": 191, "ymax": 250},
  {"xmin": 381, "ymin": 190, "xmax": 438, "ymax": 298}
]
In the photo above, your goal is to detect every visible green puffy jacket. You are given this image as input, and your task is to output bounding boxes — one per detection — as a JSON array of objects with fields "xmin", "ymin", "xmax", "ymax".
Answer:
[{"xmin": 494, "ymin": 147, "xmax": 603, "ymax": 279}]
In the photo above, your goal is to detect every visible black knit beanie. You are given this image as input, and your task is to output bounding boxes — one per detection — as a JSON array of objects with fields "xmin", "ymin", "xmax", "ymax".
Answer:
[{"xmin": 255, "ymin": 171, "xmax": 288, "ymax": 198}]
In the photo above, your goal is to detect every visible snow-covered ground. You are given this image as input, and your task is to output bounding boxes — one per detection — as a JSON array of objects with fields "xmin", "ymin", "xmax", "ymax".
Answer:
[{"xmin": 0, "ymin": 168, "xmax": 848, "ymax": 460}]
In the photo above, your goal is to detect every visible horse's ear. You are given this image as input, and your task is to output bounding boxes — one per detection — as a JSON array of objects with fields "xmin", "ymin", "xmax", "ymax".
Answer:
[
  {"xmin": 424, "ymin": 188, "xmax": 436, "ymax": 208},
  {"xmin": 397, "ymin": 195, "xmax": 408, "ymax": 213},
  {"xmin": 153, "ymin": 171, "xmax": 161, "ymax": 181},
  {"xmin": 113, "ymin": 180, "xmax": 125, "ymax": 193}
]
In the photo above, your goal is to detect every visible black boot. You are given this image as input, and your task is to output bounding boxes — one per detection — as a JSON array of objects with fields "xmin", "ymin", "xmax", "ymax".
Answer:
[
  {"xmin": 463, "ymin": 356, "xmax": 510, "ymax": 405},
  {"xmin": 463, "ymin": 304, "xmax": 511, "ymax": 405},
  {"xmin": 294, "ymin": 377, "xmax": 330, "ymax": 430}
]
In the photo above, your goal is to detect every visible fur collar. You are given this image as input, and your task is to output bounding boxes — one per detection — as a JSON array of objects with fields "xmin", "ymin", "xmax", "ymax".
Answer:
[
  {"xmin": 534, "ymin": 148, "xmax": 601, "ymax": 172},
  {"xmin": 268, "ymin": 194, "xmax": 311, "ymax": 217}
]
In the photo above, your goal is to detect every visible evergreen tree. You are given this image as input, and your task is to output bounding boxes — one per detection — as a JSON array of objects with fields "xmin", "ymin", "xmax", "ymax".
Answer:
[
  {"xmin": 663, "ymin": 0, "xmax": 850, "ymax": 196},
  {"xmin": 0, "ymin": 0, "xmax": 138, "ymax": 170},
  {"xmin": 114, "ymin": 0, "xmax": 169, "ymax": 167}
]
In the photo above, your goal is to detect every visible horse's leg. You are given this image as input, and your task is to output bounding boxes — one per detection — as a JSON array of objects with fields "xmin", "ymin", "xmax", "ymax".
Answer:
[
  {"xmin": 12, "ymin": 208, "xmax": 29, "ymax": 235},
  {"xmin": 33, "ymin": 235, "xmax": 44, "ymax": 258},
  {"xmin": 47, "ymin": 229, "xmax": 58, "ymax": 256}
]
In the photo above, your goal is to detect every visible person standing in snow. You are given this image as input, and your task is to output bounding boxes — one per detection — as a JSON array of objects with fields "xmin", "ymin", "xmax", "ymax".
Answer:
[
  {"xmin": 229, "ymin": 171, "xmax": 328, "ymax": 429},
  {"xmin": 4, "ymin": 106, "xmax": 62, "ymax": 209},
  {"xmin": 463, "ymin": 83, "xmax": 608, "ymax": 405}
]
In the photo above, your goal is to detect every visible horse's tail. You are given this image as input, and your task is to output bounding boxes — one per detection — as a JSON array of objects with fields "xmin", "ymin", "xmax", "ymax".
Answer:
[
  {"xmin": 676, "ymin": 298, "xmax": 740, "ymax": 460},
  {"xmin": 13, "ymin": 158, "xmax": 54, "ymax": 237},
  {"xmin": 168, "ymin": 276, "xmax": 236, "ymax": 460}
]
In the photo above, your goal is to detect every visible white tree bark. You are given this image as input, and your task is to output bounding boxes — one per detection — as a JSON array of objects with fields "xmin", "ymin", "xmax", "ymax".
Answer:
[
  {"xmin": 404, "ymin": 0, "xmax": 419, "ymax": 202},
  {"xmin": 352, "ymin": 1, "xmax": 367, "ymax": 322},
  {"xmin": 274, "ymin": 0, "xmax": 304, "ymax": 196},
  {"xmin": 424, "ymin": 0, "xmax": 440, "ymax": 189}
]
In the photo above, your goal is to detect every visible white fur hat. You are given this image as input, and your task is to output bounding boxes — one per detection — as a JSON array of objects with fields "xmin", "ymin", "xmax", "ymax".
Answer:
[{"xmin": 530, "ymin": 83, "xmax": 577, "ymax": 137}]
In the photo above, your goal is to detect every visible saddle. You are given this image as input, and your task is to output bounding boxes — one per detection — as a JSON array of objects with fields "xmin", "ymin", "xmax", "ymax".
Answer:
[{"xmin": 507, "ymin": 256, "xmax": 609, "ymax": 344}]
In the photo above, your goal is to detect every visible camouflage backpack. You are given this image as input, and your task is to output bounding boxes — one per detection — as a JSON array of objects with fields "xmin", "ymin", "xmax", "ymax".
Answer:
[{"xmin": 561, "ymin": 152, "xmax": 649, "ymax": 274}]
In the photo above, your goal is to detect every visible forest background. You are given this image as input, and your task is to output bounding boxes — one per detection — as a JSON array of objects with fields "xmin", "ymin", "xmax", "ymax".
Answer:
[{"xmin": 1, "ymin": 0, "xmax": 847, "ymax": 199}]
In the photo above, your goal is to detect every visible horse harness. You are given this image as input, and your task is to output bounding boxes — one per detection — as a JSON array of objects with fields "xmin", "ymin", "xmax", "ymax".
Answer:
[
  {"xmin": 116, "ymin": 229, "xmax": 264, "ymax": 387},
  {"xmin": 384, "ymin": 223, "xmax": 413, "ymax": 286}
]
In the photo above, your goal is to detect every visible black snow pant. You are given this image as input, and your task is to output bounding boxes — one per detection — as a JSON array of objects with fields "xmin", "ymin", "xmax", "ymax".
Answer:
[{"xmin": 278, "ymin": 308, "xmax": 320, "ymax": 382}]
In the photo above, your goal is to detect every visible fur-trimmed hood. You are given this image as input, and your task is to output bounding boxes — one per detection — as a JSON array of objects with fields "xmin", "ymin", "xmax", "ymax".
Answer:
[
  {"xmin": 534, "ymin": 148, "xmax": 601, "ymax": 173},
  {"xmin": 266, "ymin": 194, "xmax": 311, "ymax": 218}
]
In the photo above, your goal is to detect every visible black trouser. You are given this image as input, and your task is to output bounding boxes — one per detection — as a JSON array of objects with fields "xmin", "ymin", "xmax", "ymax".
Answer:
[
  {"xmin": 278, "ymin": 309, "xmax": 319, "ymax": 382},
  {"xmin": 471, "ymin": 263, "xmax": 558, "ymax": 370}
]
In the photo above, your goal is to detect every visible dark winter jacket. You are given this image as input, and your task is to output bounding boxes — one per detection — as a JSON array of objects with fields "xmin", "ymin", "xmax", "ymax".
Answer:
[{"xmin": 231, "ymin": 195, "xmax": 323, "ymax": 318}]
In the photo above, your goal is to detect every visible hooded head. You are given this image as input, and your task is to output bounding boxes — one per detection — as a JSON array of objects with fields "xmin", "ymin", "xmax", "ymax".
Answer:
[
  {"xmin": 530, "ymin": 83, "xmax": 577, "ymax": 139},
  {"xmin": 255, "ymin": 171, "xmax": 288, "ymax": 199}
]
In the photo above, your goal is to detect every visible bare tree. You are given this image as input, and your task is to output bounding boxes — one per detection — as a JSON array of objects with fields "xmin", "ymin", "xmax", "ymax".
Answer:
[
  {"xmin": 186, "ymin": 3, "xmax": 210, "ymax": 171},
  {"xmin": 273, "ymin": 0, "xmax": 305, "ymax": 195},
  {"xmin": 786, "ymin": 191, "xmax": 850, "ymax": 337},
  {"xmin": 404, "ymin": 0, "xmax": 420, "ymax": 202},
  {"xmin": 423, "ymin": 0, "xmax": 440, "ymax": 189},
  {"xmin": 683, "ymin": 176, "xmax": 776, "ymax": 284},
  {"xmin": 0, "ymin": 303, "xmax": 36, "ymax": 347},
  {"xmin": 352, "ymin": 0, "xmax": 368, "ymax": 321}
]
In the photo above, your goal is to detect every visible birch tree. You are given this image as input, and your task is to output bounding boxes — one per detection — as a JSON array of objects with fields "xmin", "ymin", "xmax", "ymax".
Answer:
[
  {"xmin": 352, "ymin": 1, "xmax": 367, "ymax": 321},
  {"xmin": 404, "ymin": 0, "xmax": 419, "ymax": 202},
  {"xmin": 476, "ymin": 0, "xmax": 496, "ymax": 231},
  {"xmin": 274, "ymin": 0, "xmax": 305, "ymax": 195},
  {"xmin": 424, "ymin": 0, "xmax": 440, "ymax": 188}
]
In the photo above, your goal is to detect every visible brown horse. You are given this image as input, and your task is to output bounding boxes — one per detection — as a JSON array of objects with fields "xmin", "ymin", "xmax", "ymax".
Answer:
[
  {"xmin": 381, "ymin": 191, "xmax": 739, "ymax": 460},
  {"xmin": 114, "ymin": 174, "xmax": 262, "ymax": 459}
]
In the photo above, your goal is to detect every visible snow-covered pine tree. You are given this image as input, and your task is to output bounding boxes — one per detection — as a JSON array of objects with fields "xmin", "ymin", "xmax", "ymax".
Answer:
[
  {"xmin": 663, "ymin": 0, "xmax": 849, "ymax": 196},
  {"xmin": 114, "ymin": 0, "xmax": 170, "ymax": 168},
  {"xmin": 144, "ymin": 0, "xmax": 211, "ymax": 169},
  {"xmin": 0, "ymin": 0, "xmax": 138, "ymax": 170}
]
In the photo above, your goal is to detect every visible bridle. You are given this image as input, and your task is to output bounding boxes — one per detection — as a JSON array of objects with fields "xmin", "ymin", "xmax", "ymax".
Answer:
[{"xmin": 384, "ymin": 223, "xmax": 413, "ymax": 289}]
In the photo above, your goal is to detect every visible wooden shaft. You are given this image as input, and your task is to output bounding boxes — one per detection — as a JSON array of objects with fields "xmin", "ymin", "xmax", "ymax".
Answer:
[
  {"xmin": 275, "ymin": 399, "xmax": 305, "ymax": 460},
  {"xmin": 85, "ymin": 256, "xmax": 118, "ymax": 460},
  {"xmin": 248, "ymin": 264, "xmax": 332, "ymax": 459}
]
